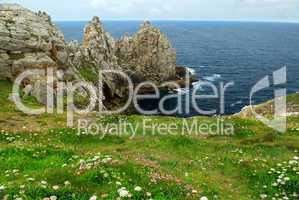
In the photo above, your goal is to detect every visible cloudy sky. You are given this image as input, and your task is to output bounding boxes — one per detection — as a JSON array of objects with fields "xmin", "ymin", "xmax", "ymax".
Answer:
[{"xmin": 2, "ymin": 0, "xmax": 299, "ymax": 21}]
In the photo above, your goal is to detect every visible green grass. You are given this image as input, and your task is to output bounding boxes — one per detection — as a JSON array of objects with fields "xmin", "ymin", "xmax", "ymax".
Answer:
[
  {"xmin": 79, "ymin": 67, "xmax": 98, "ymax": 83},
  {"xmin": 0, "ymin": 80, "xmax": 298, "ymax": 199}
]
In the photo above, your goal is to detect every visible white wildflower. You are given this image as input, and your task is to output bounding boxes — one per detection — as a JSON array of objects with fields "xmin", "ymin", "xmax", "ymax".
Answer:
[
  {"xmin": 284, "ymin": 177, "xmax": 290, "ymax": 181},
  {"xmin": 64, "ymin": 181, "xmax": 71, "ymax": 186},
  {"xmin": 0, "ymin": 185, "xmax": 5, "ymax": 190},
  {"xmin": 52, "ymin": 185, "xmax": 59, "ymax": 190},
  {"xmin": 146, "ymin": 192, "xmax": 152, "ymax": 197},
  {"xmin": 102, "ymin": 157, "xmax": 112, "ymax": 163},
  {"xmin": 50, "ymin": 196, "xmax": 57, "ymax": 200},
  {"xmin": 289, "ymin": 160, "xmax": 297, "ymax": 165},
  {"xmin": 272, "ymin": 182, "xmax": 278, "ymax": 187},
  {"xmin": 118, "ymin": 187, "xmax": 129, "ymax": 197},
  {"xmin": 134, "ymin": 186, "xmax": 142, "ymax": 192},
  {"xmin": 116, "ymin": 181, "xmax": 122, "ymax": 186},
  {"xmin": 89, "ymin": 195, "xmax": 97, "ymax": 200},
  {"xmin": 41, "ymin": 181, "xmax": 48, "ymax": 185},
  {"xmin": 200, "ymin": 196, "xmax": 209, "ymax": 200}
]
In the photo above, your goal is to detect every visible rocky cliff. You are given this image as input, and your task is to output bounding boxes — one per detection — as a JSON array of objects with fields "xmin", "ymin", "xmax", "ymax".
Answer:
[
  {"xmin": 0, "ymin": 4, "xmax": 67, "ymax": 80},
  {"xmin": 0, "ymin": 4, "xmax": 191, "ymax": 111},
  {"xmin": 0, "ymin": 4, "xmax": 70, "ymax": 104}
]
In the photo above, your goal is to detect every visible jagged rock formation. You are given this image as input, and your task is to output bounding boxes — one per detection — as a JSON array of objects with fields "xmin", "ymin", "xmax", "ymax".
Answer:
[
  {"xmin": 116, "ymin": 21, "xmax": 176, "ymax": 84},
  {"xmin": 0, "ymin": 4, "xmax": 191, "ymax": 112},
  {"xmin": 0, "ymin": 4, "xmax": 67, "ymax": 81},
  {"xmin": 67, "ymin": 16, "xmax": 126, "ymax": 100}
]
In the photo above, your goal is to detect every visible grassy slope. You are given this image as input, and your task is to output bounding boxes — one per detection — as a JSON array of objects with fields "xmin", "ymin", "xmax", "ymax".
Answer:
[
  {"xmin": 237, "ymin": 93, "xmax": 299, "ymax": 118},
  {"xmin": 0, "ymin": 80, "xmax": 298, "ymax": 200}
]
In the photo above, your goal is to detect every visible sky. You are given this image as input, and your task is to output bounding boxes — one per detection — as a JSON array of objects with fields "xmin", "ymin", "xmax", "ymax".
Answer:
[{"xmin": 1, "ymin": 0, "xmax": 299, "ymax": 22}]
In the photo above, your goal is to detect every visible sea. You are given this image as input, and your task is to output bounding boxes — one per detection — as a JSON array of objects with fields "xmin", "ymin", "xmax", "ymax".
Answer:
[{"xmin": 56, "ymin": 21, "xmax": 299, "ymax": 116}]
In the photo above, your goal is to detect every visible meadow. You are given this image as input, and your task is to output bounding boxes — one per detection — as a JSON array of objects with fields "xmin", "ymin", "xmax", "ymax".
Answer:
[{"xmin": 0, "ymin": 80, "xmax": 298, "ymax": 200}]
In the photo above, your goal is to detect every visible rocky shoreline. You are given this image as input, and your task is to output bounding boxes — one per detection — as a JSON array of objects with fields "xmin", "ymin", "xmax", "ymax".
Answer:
[{"xmin": 0, "ymin": 4, "xmax": 196, "ymax": 112}]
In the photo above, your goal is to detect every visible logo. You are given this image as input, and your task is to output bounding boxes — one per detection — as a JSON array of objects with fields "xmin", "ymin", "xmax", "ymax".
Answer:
[{"xmin": 250, "ymin": 67, "xmax": 287, "ymax": 132}]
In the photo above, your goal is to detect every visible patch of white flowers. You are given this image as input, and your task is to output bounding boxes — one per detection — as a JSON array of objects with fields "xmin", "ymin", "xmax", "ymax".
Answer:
[
  {"xmin": 118, "ymin": 187, "xmax": 131, "ymax": 198},
  {"xmin": 89, "ymin": 195, "xmax": 97, "ymax": 200},
  {"xmin": 78, "ymin": 154, "xmax": 114, "ymax": 171},
  {"xmin": 134, "ymin": 186, "xmax": 142, "ymax": 192},
  {"xmin": 0, "ymin": 184, "xmax": 6, "ymax": 190},
  {"xmin": 259, "ymin": 156, "xmax": 299, "ymax": 200},
  {"xmin": 200, "ymin": 196, "xmax": 209, "ymax": 200}
]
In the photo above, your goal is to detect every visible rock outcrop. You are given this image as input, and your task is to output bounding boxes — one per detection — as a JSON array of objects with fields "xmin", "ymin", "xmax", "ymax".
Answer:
[
  {"xmin": 0, "ymin": 3, "xmax": 193, "ymax": 112},
  {"xmin": 116, "ymin": 21, "xmax": 176, "ymax": 84},
  {"xmin": 235, "ymin": 93, "xmax": 299, "ymax": 119},
  {"xmin": 0, "ymin": 4, "xmax": 67, "ymax": 81},
  {"xmin": 67, "ymin": 16, "xmax": 127, "ymax": 100}
]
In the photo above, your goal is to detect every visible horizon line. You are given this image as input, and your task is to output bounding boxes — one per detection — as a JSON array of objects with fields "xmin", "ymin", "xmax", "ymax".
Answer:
[{"xmin": 53, "ymin": 19, "xmax": 299, "ymax": 24}]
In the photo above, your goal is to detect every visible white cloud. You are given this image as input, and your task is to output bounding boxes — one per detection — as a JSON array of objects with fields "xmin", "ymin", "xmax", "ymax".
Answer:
[
  {"xmin": 85, "ymin": 0, "xmax": 174, "ymax": 19},
  {"xmin": 89, "ymin": 0, "xmax": 106, "ymax": 8},
  {"xmin": 240, "ymin": 0, "xmax": 299, "ymax": 7},
  {"xmin": 3, "ymin": 0, "xmax": 299, "ymax": 21}
]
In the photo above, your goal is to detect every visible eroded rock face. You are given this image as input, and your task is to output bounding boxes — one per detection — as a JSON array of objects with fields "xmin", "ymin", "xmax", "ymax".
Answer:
[
  {"xmin": 0, "ymin": 4, "xmax": 67, "ymax": 80},
  {"xmin": 67, "ymin": 16, "xmax": 126, "ymax": 99},
  {"xmin": 116, "ymin": 21, "xmax": 176, "ymax": 84},
  {"xmin": 1, "ymin": 4, "xmax": 181, "ymax": 112}
]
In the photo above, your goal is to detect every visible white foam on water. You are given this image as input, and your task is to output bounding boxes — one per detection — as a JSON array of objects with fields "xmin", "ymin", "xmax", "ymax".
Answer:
[
  {"xmin": 192, "ymin": 80, "xmax": 205, "ymax": 91},
  {"xmin": 230, "ymin": 100, "xmax": 243, "ymax": 107},
  {"xmin": 175, "ymin": 88, "xmax": 190, "ymax": 94},
  {"xmin": 203, "ymin": 74, "xmax": 222, "ymax": 82}
]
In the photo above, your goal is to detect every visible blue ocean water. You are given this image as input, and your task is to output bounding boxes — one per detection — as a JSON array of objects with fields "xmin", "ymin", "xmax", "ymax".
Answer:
[{"xmin": 56, "ymin": 21, "xmax": 299, "ymax": 115}]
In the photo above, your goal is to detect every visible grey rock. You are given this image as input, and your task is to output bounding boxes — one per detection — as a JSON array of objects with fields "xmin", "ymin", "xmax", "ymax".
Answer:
[
  {"xmin": 0, "ymin": 4, "xmax": 180, "ymax": 112},
  {"xmin": 67, "ymin": 17, "xmax": 126, "ymax": 99},
  {"xmin": 0, "ymin": 3, "xmax": 66, "ymax": 81},
  {"xmin": 23, "ymin": 84, "xmax": 33, "ymax": 96},
  {"xmin": 31, "ymin": 78, "xmax": 55, "ymax": 105},
  {"xmin": 0, "ymin": 53, "xmax": 12, "ymax": 79},
  {"xmin": 116, "ymin": 21, "xmax": 176, "ymax": 84}
]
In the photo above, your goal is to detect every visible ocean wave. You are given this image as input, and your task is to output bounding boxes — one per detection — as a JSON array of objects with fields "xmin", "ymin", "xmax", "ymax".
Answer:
[
  {"xmin": 203, "ymin": 74, "xmax": 222, "ymax": 82},
  {"xmin": 174, "ymin": 88, "xmax": 190, "ymax": 94},
  {"xmin": 192, "ymin": 81, "xmax": 205, "ymax": 91},
  {"xmin": 230, "ymin": 100, "xmax": 243, "ymax": 107},
  {"xmin": 196, "ymin": 65, "xmax": 220, "ymax": 68}
]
